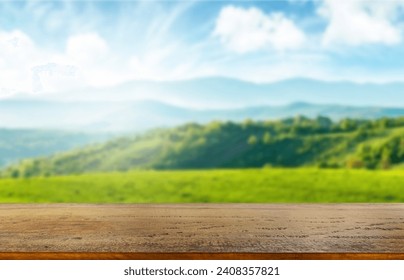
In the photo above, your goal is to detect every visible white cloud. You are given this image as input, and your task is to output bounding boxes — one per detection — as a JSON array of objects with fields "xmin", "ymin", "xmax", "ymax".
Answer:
[
  {"xmin": 0, "ymin": 30, "xmax": 113, "ymax": 95},
  {"xmin": 66, "ymin": 33, "xmax": 109, "ymax": 64},
  {"xmin": 213, "ymin": 6, "xmax": 306, "ymax": 54},
  {"xmin": 63, "ymin": 33, "xmax": 124, "ymax": 88},
  {"xmin": 318, "ymin": 0, "xmax": 403, "ymax": 47},
  {"xmin": 0, "ymin": 30, "xmax": 40, "ymax": 94},
  {"xmin": 0, "ymin": 27, "xmax": 201, "ymax": 96}
]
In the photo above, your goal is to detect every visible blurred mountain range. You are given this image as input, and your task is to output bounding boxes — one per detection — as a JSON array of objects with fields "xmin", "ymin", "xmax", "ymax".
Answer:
[{"xmin": 2, "ymin": 77, "xmax": 404, "ymax": 132}]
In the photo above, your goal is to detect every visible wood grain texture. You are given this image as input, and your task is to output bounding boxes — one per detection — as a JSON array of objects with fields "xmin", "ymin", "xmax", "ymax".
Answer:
[
  {"xmin": 0, "ymin": 204, "xmax": 403, "ymax": 259},
  {"xmin": 0, "ymin": 252, "xmax": 403, "ymax": 260}
]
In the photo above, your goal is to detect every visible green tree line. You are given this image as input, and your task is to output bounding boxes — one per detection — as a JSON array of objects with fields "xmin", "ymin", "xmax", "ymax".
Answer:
[{"xmin": 3, "ymin": 115, "xmax": 404, "ymax": 178}]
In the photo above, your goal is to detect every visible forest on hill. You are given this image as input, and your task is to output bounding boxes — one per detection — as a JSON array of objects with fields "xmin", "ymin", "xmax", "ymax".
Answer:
[{"xmin": 2, "ymin": 115, "xmax": 404, "ymax": 178}]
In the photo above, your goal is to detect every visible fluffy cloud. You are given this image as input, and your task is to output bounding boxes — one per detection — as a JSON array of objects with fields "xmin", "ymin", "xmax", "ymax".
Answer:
[
  {"xmin": 318, "ymin": 0, "xmax": 403, "ymax": 47},
  {"xmin": 0, "ymin": 30, "xmax": 113, "ymax": 96},
  {"xmin": 66, "ymin": 33, "xmax": 109, "ymax": 64},
  {"xmin": 0, "ymin": 30, "xmax": 41, "ymax": 94},
  {"xmin": 213, "ymin": 6, "xmax": 306, "ymax": 53},
  {"xmin": 0, "ymin": 28, "xmax": 198, "ymax": 96}
]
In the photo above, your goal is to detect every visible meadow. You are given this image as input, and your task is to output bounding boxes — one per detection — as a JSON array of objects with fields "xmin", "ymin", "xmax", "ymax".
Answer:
[{"xmin": 0, "ymin": 168, "xmax": 403, "ymax": 203}]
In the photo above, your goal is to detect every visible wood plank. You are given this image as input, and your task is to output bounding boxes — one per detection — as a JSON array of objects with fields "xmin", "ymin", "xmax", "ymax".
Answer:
[
  {"xmin": 0, "ymin": 252, "xmax": 404, "ymax": 260},
  {"xmin": 0, "ymin": 204, "xmax": 403, "ymax": 259}
]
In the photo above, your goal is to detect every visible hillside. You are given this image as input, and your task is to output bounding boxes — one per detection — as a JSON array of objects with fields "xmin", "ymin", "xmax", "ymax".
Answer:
[{"xmin": 3, "ymin": 116, "xmax": 404, "ymax": 178}]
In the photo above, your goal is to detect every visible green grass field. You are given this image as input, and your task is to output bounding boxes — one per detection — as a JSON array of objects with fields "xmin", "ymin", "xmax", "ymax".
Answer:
[{"xmin": 0, "ymin": 168, "xmax": 403, "ymax": 203}]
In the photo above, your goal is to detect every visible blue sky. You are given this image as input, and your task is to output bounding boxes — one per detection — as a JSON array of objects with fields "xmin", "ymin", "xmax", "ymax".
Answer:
[{"xmin": 1, "ymin": 0, "xmax": 404, "ymax": 96}]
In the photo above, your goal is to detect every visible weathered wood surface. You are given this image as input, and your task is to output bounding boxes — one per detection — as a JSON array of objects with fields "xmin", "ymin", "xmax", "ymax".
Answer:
[{"xmin": 0, "ymin": 204, "xmax": 403, "ymax": 255}]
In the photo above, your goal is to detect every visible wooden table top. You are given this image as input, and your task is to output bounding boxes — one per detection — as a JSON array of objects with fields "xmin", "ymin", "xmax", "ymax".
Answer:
[{"xmin": 0, "ymin": 204, "xmax": 403, "ymax": 259}]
